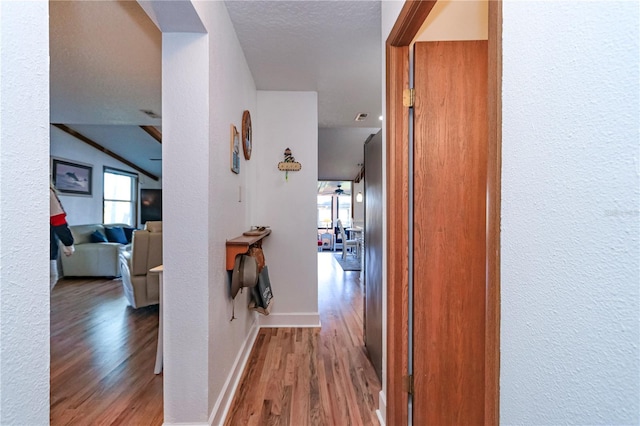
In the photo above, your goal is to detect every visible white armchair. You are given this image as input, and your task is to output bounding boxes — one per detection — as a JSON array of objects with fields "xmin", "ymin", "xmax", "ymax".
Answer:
[{"xmin": 119, "ymin": 221, "xmax": 162, "ymax": 308}]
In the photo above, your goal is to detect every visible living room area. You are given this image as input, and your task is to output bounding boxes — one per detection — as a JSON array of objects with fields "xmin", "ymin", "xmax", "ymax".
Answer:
[
  {"xmin": 50, "ymin": 123, "xmax": 166, "ymax": 423},
  {"xmin": 50, "ymin": 117, "xmax": 164, "ymax": 289}
]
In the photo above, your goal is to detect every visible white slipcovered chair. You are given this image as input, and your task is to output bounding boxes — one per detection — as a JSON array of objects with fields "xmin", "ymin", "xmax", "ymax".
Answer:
[{"xmin": 119, "ymin": 221, "xmax": 162, "ymax": 308}]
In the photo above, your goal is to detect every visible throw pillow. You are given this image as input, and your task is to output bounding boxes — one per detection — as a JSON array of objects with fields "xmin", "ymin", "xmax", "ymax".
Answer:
[
  {"xmin": 123, "ymin": 226, "xmax": 136, "ymax": 243},
  {"xmin": 104, "ymin": 226, "xmax": 128, "ymax": 244},
  {"xmin": 90, "ymin": 230, "xmax": 108, "ymax": 243}
]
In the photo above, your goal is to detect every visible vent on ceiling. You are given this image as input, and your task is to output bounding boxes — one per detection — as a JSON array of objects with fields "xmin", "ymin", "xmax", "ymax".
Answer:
[
  {"xmin": 140, "ymin": 109, "xmax": 161, "ymax": 119},
  {"xmin": 354, "ymin": 113, "xmax": 368, "ymax": 122}
]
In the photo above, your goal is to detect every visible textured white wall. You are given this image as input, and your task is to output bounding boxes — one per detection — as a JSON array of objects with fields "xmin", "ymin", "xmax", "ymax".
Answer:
[
  {"xmin": 501, "ymin": 2, "xmax": 639, "ymax": 424},
  {"xmin": 254, "ymin": 91, "xmax": 319, "ymax": 326},
  {"xmin": 0, "ymin": 1, "xmax": 50, "ymax": 424},
  {"xmin": 191, "ymin": 0, "xmax": 259, "ymax": 417},
  {"xmin": 162, "ymin": 31, "xmax": 211, "ymax": 424},
  {"xmin": 157, "ymin": 1, "xmax": 259, "ymax": 422},
  {"xmin": 50, "ymin": 126, "xmax": 162, "ymax": 226}
]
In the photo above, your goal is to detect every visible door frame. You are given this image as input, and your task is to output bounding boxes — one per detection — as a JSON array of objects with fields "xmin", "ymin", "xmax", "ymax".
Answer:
[{"xmin": 385, "ymin": 1, "xmax": 502, "ymax": 424}]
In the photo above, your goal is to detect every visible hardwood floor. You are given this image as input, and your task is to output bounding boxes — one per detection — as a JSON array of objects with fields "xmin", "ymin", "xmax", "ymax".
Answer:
[
  {"xmin": 50, "ymin": 277, "xmax": 163, "ymax": 425},
  {"xmin": 224, "ymin": 252, "xmax": 381, "ymax": 426},
  {"xmin": 51, "ymin": 253, "xmax": 379, "ymax": 425}
]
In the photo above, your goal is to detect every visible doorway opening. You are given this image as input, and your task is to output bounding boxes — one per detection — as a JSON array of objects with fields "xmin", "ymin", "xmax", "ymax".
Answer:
[
  {"xmin": 317, "ymin": 180, "xmax": 357, "ymax": 251},
  {"xmin": 49, "ymin": 1, "xmax": 164, "ymax": 423},
  {"xmin": 385, "ymin": 1, "xmax": 501, "ymax": 424}
]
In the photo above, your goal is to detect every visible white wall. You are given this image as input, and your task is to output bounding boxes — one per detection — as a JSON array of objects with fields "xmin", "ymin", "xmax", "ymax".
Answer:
[
  {"xmin": 0, "ymin": 1, "xmax": 50, "ymax": 424},
  {"xmin": 162, "ymin": 30, "xmax": 211, "ymax": 424},
  {"xmin": 254, "ymin": 91, "xmax": 320, "ymax": 327},
  {"xmin": 382, "ymin": 1, "xmax": 405, "ymax": 47},
  {"xmin": 501, "ymin": 2, "xmax": 639, "ymax": 424},
  {"xmin": 191, "ymin": 1, "xmax": 260, "ymax": 420},
  {"xmin": 50, "ymin": 126, "xmax": 162, "ymax": 226},
  {"xmin": 157, "ymin": 1, "xmax": 260, "ymax": 423}
]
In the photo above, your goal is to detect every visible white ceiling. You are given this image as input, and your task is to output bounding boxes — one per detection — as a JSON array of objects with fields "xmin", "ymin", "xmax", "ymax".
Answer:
[
  {"xmin": 49, "ymin": 0, "xmax": 382, "ymax": 181},
  {"xmin": 50, "ymin": 0, "xmax": 162, "ymax": 126},
  {"xmin": 50, "ymin": 0, "xmax": 163, "ymax": 178},
  {"xmin": 224, "ymin": 0, "xmax": 382, "ymax": 129}
]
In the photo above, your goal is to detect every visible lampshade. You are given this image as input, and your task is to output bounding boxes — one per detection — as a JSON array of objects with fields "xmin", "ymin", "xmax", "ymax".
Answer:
[{"xmin": 356, "ymin": 191, "xmax": 363, "ymax": 202}]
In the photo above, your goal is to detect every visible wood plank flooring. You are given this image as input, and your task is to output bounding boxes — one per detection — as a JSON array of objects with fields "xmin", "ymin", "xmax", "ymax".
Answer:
[
  {"xmin": 50, "ymin": 277, "xmax": 163, "ymax": 425},
  {"xmin": 224, "ymin": 252, "xmax": 381, "ymax": 426},
  {"xmin": 50, "ymin": 253, "xmax": 379, "ymax": 425}
]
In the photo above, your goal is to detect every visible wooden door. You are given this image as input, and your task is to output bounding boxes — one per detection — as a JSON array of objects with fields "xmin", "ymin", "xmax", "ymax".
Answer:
[
  {"xmin": 364, "ymin": 130, "xmax": 383, "ymax": 381},
  {"xmin": 412, "ymin": 40, "xmax": 488, "ymax": 425}
]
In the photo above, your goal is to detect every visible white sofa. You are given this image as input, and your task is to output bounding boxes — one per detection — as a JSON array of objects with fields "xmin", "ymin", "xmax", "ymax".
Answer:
[{"xmin": 60, "ymin": 223, "xmax": 131, "ymax": 277}]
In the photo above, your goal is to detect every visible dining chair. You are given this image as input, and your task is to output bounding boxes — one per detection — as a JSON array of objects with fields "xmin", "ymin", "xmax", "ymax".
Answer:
[{"xmin": 337, "ymin": 219, "xmax": 358, "ymax": 260}]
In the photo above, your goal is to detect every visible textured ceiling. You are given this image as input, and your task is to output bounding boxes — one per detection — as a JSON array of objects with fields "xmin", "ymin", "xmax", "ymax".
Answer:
[
  {"xmin": 225, "ymin": 1, "xmax": 383, "ymax": 129},
  {"xmin": 50, "ymin": 0, "xmax": 162, "ymax": 179},
  {"xmin": 49, "ymin": 0, "xmax": 383, "ymax": 180},
  {"xmin": 225, "ymin": 1, "xmax": 383, "ymax": 180},
  {"xmin": 50, "ymin": 0, "xmax": 161, "ymax": 126}
]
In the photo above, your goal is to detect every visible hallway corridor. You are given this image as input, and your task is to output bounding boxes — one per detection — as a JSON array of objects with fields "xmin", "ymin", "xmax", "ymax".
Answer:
[{"xmin": 225, "ymin": 252, "xmax": 381, "ymax": 425}]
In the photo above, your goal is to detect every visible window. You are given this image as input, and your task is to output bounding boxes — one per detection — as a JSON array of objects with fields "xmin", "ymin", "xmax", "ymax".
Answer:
[
  {"xmin": 317, "ymin": 195, "xmax": 333, "ymax": 228},
  {"xmin": 103, "ymin": 167, "xmax": 138, "ymax": 226},
  {"xmin": 337, "ymin": 194, "xmax": 352, "ymax": 227},
  {"xmin": 317, "ymin": 181, "xmax": 353, "ymax": 229}
]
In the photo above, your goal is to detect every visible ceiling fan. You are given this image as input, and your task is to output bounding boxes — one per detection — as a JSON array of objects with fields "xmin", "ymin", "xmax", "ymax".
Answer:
[{"xmin": 334, "ymin": 184, "xmax": 350, "ymax": 196}]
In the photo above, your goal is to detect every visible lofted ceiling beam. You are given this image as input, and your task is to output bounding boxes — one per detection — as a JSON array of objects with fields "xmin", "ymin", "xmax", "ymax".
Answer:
[
  {"xmin": 51, "ymin": 123, "xmax": 159, "ymax": 181},
  {"xmin": 140, "ymin": 125, "xmax": 162, "ymax": 144}
]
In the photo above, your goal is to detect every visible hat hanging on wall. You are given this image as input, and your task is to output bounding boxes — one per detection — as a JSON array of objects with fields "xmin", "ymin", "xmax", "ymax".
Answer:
[
  {"xmin": 231, "ymin": 254, "xmax": 258, "ymax": 298},
  {"xmin": 277, "ymin": 147, "xmax": 301, "ymax": 181}
]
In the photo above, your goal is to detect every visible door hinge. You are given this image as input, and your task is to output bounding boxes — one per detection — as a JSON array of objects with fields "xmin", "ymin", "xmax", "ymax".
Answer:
[
  {"xmin": 403, "ymin": 88, "xmax": 415, "ymax": 108},
  {"xmin": 403, "ymin": 374, "xmax": 414, "ymax": 395}
]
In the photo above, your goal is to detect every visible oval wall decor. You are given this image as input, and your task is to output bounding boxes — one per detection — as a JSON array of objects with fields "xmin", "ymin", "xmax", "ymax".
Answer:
[{"xmin": 242, "ymin": 110, "xmax": 252, "ymax": 160}]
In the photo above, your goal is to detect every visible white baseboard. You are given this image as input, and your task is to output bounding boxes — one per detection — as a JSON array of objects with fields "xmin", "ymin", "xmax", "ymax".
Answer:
[
  {"xmin": 376, "ymin": 390, "xmax": 387, "ymax": 426},
  {"xmin": 257, "ymin": 312, "xmax": 321, "ymax": 328},
  {"xmin": 208, "ymin": 321, "xmax": 260, "ymax": 426},
  {"xmin": 206, "ymin": 313, "xmax": 320, "ymax": 424}
]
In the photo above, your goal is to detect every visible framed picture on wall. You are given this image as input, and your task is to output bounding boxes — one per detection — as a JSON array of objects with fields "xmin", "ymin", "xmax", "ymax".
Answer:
[
  {"xmin": 52, "ymin": 159, "xmax": 92, "ymax": 196},
  {"xmin": 230, "ymin": 124, "xmax": 240, "ymax": 174}
]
